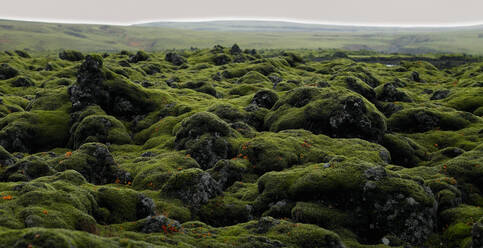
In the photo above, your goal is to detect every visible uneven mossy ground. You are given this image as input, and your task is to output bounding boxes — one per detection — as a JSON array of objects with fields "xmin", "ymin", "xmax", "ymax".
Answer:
[{"xmin": 0, "ymin": 47, "xmax": 482, "ymax": 248}]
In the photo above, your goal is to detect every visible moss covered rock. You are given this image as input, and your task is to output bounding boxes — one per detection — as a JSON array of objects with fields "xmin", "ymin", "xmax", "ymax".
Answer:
[
  {"xmin": 0, "ymin": 111, "xmax": 70, "ymax": 153},
  {"xmin": 174, "ymin": 112, "xmax": 235, "ymax": 169},
  {"xmin": 71, "ymin": 114, "xmax": 132, "ymax": 149},
  {"xmin": 265, "ymin": 87, "xmax": 387, "ymax": 142},
  {"xmin": 59, "ymin": 50, "xmax": 84, "ymax": 61},
  {"xmin": 388, "ymin": 108, "xmax": 471, "ymax": 133},
  {"xmin": 0, "ymin": 63, "xmax": 19, "ymax": 80},
  {"xmin": 57, "ymin": 143, "xmax": 128, "ymax": 185},
  {"xmin": 255, "ymin": 161, "xmax": 436, "ymax": 245},
  {"xmin": 2, "ymin": 156, "xmax": 55, "ymax": 181},
  {"xmin": 68, "ymin": 55, "xmax": 160, "ymax": 118},
  {"xmin": 161, "ymin": 168, "xmax": 221, "ymax": 207}
]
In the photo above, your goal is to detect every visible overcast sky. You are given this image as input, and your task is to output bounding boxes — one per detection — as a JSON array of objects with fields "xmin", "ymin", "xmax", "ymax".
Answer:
[{"xmin": 1, "ymin": 0, "xmax": 482, "ymax": 26}]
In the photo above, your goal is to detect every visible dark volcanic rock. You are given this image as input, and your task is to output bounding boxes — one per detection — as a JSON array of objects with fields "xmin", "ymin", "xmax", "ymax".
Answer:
[
  {"xmin": 129, "ymin": 51, "xmax": 149, "ymax": 63},
  {"xmin": 68, "ymin": 55, "xmax": 108, "ymax": 111},
  {"xmin": 213, "ymin": 54, "xmax": 231, "ymax": 66},
  {"xmin": 230, "ymin": 44, "xmax": 242, "ymax": 55},
  {"xmin": 0, "ymin": 63, "xmax": 18, "ymax": 80},
  {"xmin": 266, "ymin": 87, "xmax": 387, "ymax": 142},
  {"xmin": 410, "ymin": 71, "xmax": 421, "ymax": 82},
  {"xmin": 430, "ymin": 90, "xmax": 450, "ymax": 100},
  {"xmin": 161, "ymin": 168, "xmax": 222, "ymax": 207},
  {"xmin": 59, "ymin": 50, "xmax": 85, "ymax": 61},
  {"xmin": 174, "ymin": 112, "xmax": 234, "ymax": 169},
  {"xmin": 208, "ymin": 159, "xmax": 246, "ymax": 190},
  {"xmin": 68, "ymin": 55, "xmax": 156, "ymax": 118},
  {"xmin": 136, "ymin": 194, "xmax": 156, "ymax": 219},
  {"xmin": 2, "ymin": 156, "xmax": 54, "ymax": 181},
  {"xmin": 250, "ymin": 90, "xmax": 279, "ymax": 109},
  {"xmin": 140, "ymin": 215, "xmax": 181, "ymax": 234},
  {"xmin": 0, "ymin": 145, "xmax": 16, "ymax": 166},
  {"xmin": 376, "ymin": 83, "xmax": 412, "ymax": 102},
  {"xmin": 57, "ymin": 143, "xmax": 130, "ymax": 185},
  {"xmin": 165, "ymin": 52, "xmax": 186, "ymax": 66},
  {"xmin": 11, "ymin": 77, "xmax": 35, "ymax": 87}
]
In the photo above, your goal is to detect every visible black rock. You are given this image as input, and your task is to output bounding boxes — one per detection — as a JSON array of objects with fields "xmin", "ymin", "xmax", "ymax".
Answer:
[
  {"xmin": 129, "ymin": 51, "xmax": 149, "ymax": 63},
  {"xmin": 59, "ymin": 50, "xmax": 85, "ymax": 61},
  {"xmin": 11, "ymin": 77, "xmax": 35, "ymax": 87},
  {"xmin": 0, "ymin": 63, "xmax": 19, "ymax": 80},
  {"xmin": 165, "ymin": 52, "xmax": 186, "ymax": 66},
  {"xmin": 136, "ymin": 194, "xmax": 156, "ymax": 219},
  {"xmin": 250, "ymin": 90, "xmax": 279, "ymax": 109},
  {"xmin": 410, "ymin": 71, "xmax": 421, "ymax": 82},
  {"xmin": 230, "ymin": 44, "xmax": 242, "ymax": 55},
  {"xmin": 377, "ymin": 83, "xmax": 412, "ymax": 102},
  {"xmin": 213, "ymin": 54, "xmax": 231, "ymax": 66},
  {"xmin": 140, "ymin": 215, "xmax": 181, "ymax": 234},
  {"xmin": 430, "ymin": 90, "xmax": 450, "ymax": 100}
]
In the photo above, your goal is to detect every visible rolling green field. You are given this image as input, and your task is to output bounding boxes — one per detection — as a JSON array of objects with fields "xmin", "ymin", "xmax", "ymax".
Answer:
[{"xmin": 1, "ymin": 19, "xmax": 483, "ymax": 54}]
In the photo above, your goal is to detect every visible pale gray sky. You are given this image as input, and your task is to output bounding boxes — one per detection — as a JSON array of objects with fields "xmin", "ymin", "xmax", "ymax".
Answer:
[{"xmin": 1, "ymin": 0, "xmax": 482, "ymax": 26}]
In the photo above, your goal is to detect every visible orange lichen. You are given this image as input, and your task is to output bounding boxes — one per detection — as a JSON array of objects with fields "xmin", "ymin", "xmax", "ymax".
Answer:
[
  {"xmin": 64, "ymin": 151, "xmax": 72, "ymax": 158},
  {"xmin": 2, "ymin": 195, "xmax": 13, "ymax": 200}
]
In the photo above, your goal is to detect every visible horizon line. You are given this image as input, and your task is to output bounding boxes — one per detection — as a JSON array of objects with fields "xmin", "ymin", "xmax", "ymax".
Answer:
[{"xmin": 1, "ymin": 16, "xmax": 483, "ymax": 28}]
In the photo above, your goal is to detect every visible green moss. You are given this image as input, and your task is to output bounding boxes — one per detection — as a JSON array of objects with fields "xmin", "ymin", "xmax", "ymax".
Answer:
[
  {"xmin": 265, "ymin": 86, "xmax": 386, "ymax": 142},
  {"xmin": 291, "ymin": 202, "xmax": 350, "ymax": 229},
  {"xmin": 71, "ymin": 114, "xmax": 132, "ymax": 149},
  {"xmin": 387, "ymin": 107, "xmax": 471, "ymax": 133},
  {"xmin": 0, "ymin": 110, "xmax": 70, "ymax": 153}
]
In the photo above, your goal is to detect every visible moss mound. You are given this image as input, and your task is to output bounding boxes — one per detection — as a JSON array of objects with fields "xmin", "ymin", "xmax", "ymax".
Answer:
[{"xmin": 265, "ymin": 87, "xmax": 387, "ymax": 142}]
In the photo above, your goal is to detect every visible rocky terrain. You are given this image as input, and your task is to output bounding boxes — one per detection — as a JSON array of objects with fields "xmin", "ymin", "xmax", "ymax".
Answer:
[{"xmin": 0, "ymin": 46, "xmax": 482, "ymax": 248}]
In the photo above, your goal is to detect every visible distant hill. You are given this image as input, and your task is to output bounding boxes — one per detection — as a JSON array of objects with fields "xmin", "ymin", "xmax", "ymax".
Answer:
[{"xmin": 1, "ymin": 19, "xmax": 483, "ymax": 54}]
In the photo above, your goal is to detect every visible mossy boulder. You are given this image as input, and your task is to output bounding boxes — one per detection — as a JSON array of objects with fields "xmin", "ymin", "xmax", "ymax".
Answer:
[
  {"xmin": 174, "ymin": 112, "xmax": 235, "ymax": 169},
  {"xmin": 230, "ymin": 44, "xmax": 242, "ymax": 55},
  {"xmin": 70, "ymin": 114, "xmax": 132, "ymax": 149},
  {"xmin": 213, "ymin": 54, "xmax": 231, "ymax": 66},
  {"xmin": 445, "ymin": 143, "xmax": 483, "ymax": 192},
  {"xmin": 130, "ymin": 152, "xmax": 200, "ymax": 190},
  {"xmin": 161, "ymin": 168, "xmax": 221, "ymax": 207},
  {"xmin": 0, "ymin": 110, "xmax": 70, "ymax": 153},
  {"xmin": 180, "ymin": 81, "xmax": 217, "ymax": 97},
  {"xmin": 238, "ymin": 71, "xmax": 271, "ymax": 84},
  {"xmin": 207, "ymin": 159, "xmax": 246, "ymax": 190},
  {"xmin": 0, "ymin": 145, "xmax": 16, "ymax": 166},
  {"xmin": 0, "ymin": 63, "xmax": 19, "ymax": 80},
  {"xmin": 57, "ymin": 143, "xmax": 128, "ymax": 185},
  {"xmin": 95, "ymin": 187, "xmax": 154, "ymax": 224},
  {"xmin": 388, "ymin": 108, "xmax": 471, "ymax": 133},
  {"xmin": 2, "ymin": 156, "xmax": 55, "ymax": 181},
  {"xmin": 58, "ymin": 50, "xmax": 84, "ymax": 61},
  {"xmin": 129, "ymin": 50, "xmax": 149, "ymax": 63},
  {"xmin": 199, "ymin": 195, "xmax": 253, "ymax": 227},
  {"xmin": 250, "ymin": 89, "xmax": 279, "ymax": 109},
  {"xmin": 382, "ymin": 133, "xmax": 428, "ymax": 167},
  {"xmin": 439, "ymin": 205, "xmax": 483, "ymax": 247},
  {"xmin": 165, "ymin": 52, "xmax": 186, "ymax": 66},
  {"xmin": 11, "ymin": 77, "xmax": 35, "ymax": 87},
  {"xmin": 68, "ymin": 55, "xmax": 160, "ymax": 118},
  {"xmin": 375, "ymin": 83, "xmax": 412, "ymax": 102},
  {"xmin": 255, "ymin": 161, "xmax": 436, "ymax": 245},
  {"xmin": 138, "ymin": 215, "xmax": 181, "ymax": 233},
  {"xmin": 208, "ymin": 103, "xmax": 247, "ymax": 123},
  {"xmin": 265, "ymin": 87, "xmax": 387, "ymax": 142}
]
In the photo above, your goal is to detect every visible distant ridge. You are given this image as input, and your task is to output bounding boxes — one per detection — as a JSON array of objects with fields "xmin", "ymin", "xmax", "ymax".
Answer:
[
  {"xmin": 136, "ymin": 19, "xmax": 483, "ymax": 32},
  {"xmin": 0, "ymin": 18, "xmax": 482, "ymax": 54}
]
